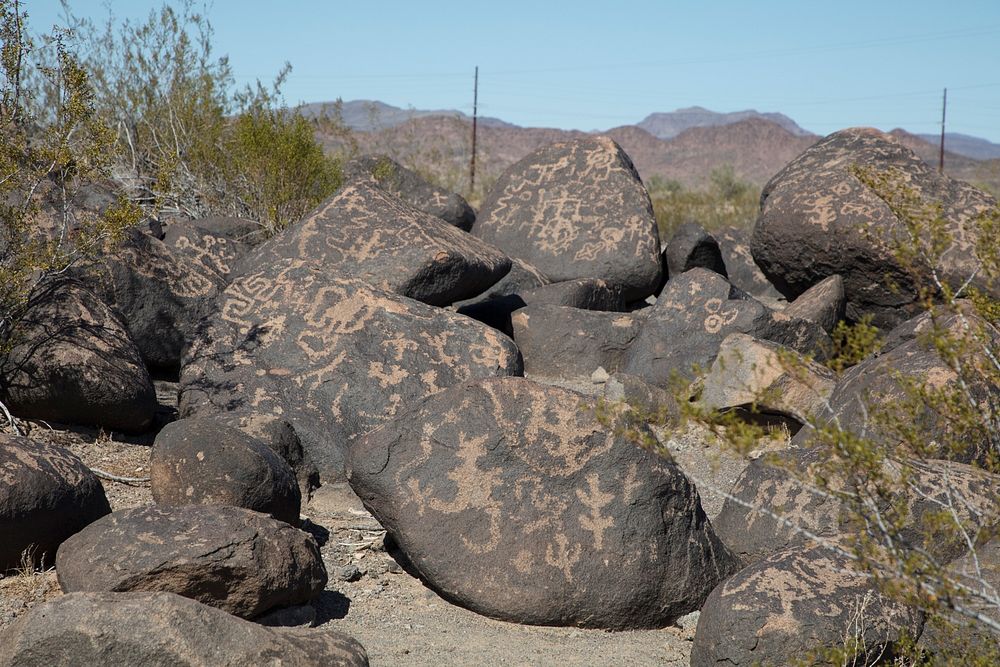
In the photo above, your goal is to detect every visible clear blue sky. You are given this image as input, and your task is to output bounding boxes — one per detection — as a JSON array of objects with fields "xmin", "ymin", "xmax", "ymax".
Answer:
[{"xmin": 28, "ymin": 0, "xmax": 1000, "ymax": 142}]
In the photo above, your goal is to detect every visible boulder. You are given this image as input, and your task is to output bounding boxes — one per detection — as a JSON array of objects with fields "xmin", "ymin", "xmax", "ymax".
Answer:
[
  {"xmin": 471, "ymin": 136, "xmax": 662, "ymax": 301},
  {"xmin": 783, "ymin": 274, "xmax": 846, "ymax": 333},
  {"xmin": 179, "ymin": 259, "xmax": 522, "ymax": 479},
  {"xmin": 714, "ymin": 449, "xmax": 1000, "ymax": 566},
  {"xmin": 213, "ymin": 412, "xmax": 320, "ymax": 500},
  {"xmin": 347, "ymin": 377, "xmax": 738, "ymax": 629},
  {"xmin": 0, "ymin": 591, "xmax": 368, "ymax": 667},
  {"xmin": 714, "ymin": 226, "xmax": 785, "ymax": 303},
  {"xmin": 602, "ymin": 372, "xmax": 681, "ymax": 422},
  {"xmin": 691, "ymin": 545, "xmax": 924, "ymax": 666},
  {"xmin": 751, "ymin": 127, "xmax": 999, "ymax": 329},
  {"xmin": 0, "ymin": 279, "xmax": 156, "ymax": 432},
  {"xmin": 511, "ymin": 306, "xmax": 644, "ymax": 379},
  {"xmin": 816, "ymin": 309, "xmax": 1000, "ymax": 464},
  {"xmin": 458, "ymin": 277, "xmax": 626, "ymax": 336},
  {"xmin": 151, "ymin": 418, "xmax": 301, "ymax": 525},
  {"xmin": 622, "ymin": 268, "xmax": 830, "ymax": 385},
  {"xmin": 162, "ymin": 220, "xmax": 251, "ymax": 282},
  {"xmin": 345, "ymin": 153, "xmax": 476, "ymax": 230},
  {"xmin": 76, "ymin": 228, "xmax": 227, "ymax": 371},
  {"xmin": 0, "ymin": 435, "xmax": 110, "ymax": 572},
  {"xmin": 235, "ymin": 181, "xmax": 509, "ymax": 306},
  {"xmin": 56, "ymin": 505, "xmax": 326, "ymax": 619},
  {"xmin": 184, "ymin": 215, "xmax": 265, "ymax": 245},
  {"xmin": 663, "ymin": 222, "xmax": 727, "ymax": 280},
  {"xmin": 697, "ymin": 333, "xmax": 837, "ymax": 426}
]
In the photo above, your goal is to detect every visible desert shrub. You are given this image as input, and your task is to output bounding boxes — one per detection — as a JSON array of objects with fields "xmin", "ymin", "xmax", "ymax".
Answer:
[
  {"xmin": 0, "ymin": 0, "xmax": 141, "ymax": 429},
  {"xmin": 53, "ymin": 0, "xmax": 342, "ymax": 234},
  {"xmin": 647, "ymin": 166, "xmax": 760, "ymax": 239}
]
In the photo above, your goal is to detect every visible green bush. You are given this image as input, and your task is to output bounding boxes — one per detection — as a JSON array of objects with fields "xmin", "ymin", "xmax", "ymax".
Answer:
[
  {"xmin": 647, "ymin": 166, "xmax": 760, "ymax": 239},
  {"xmin": 55, "ymin": 0, "xmax": 342, "ymax": 234}
]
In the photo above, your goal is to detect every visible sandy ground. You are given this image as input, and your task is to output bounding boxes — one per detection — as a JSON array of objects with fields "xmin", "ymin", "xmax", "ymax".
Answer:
[{"xmin": 0, "ymin": 375, "xmax": 761, "ymax": 665}]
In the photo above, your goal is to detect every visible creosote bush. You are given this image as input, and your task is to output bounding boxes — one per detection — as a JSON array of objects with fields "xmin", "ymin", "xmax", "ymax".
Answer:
[
  {"xmin": 56, "ymin": 0, "xmax": 343, "ymax": 235},
  {"xmin": 647, "ymin": 165, "xmax": 760, "ymax": 239}
]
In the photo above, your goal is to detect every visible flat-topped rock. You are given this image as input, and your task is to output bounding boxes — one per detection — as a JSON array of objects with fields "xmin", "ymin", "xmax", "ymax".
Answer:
[{"xmin": 235, "ymin": 181, "xmax": 509, "ymax": 306}]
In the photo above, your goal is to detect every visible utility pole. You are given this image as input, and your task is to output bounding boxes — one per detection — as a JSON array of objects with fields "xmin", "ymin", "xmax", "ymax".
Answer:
[
  {"xmin": 470, "ymin": 66, "xmax": 479, "ymax": 195},
  {"xmin": 939, "ymin": 87, "xmax": 947, "ymax": 173}
]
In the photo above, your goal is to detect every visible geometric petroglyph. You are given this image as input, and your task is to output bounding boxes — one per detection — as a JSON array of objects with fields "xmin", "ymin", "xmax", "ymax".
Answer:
[
  {"xmin": 347, "ymin": 376, "xmax": 738, "ymax": 629},
  {"xmin": 472, "ymin": 136, "xmax": 662, "ymax": 301},
  {"xmin": 178, "ymin": 258, "xmax": 522, "ymax": 480}
]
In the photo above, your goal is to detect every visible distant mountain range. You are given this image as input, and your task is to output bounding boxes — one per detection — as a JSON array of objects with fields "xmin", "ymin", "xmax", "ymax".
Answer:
[
  {"xmin": 313, "ymin": 100, "xmax": 1000, "ymax": 198},
  {"xmin": 637, "ymin": 106, "xmax": 812, "ymax": 139}
]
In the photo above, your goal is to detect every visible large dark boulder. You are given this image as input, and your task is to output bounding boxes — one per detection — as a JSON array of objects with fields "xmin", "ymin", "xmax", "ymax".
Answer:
[
  {"xmin": 76, "ymin": 228, "xmax": 227, "ymax": 371},
  {"xmin": 347, "ymin": 377, "xmax": 738, "ymax": 629},
  {"xmin": 511, "ymin": 306, "xmax": 644, "ymax": 379},
  {"xmin": 751, "ymin": 128, "xmax": 998, "ymax": 329},
  {"xmin": 622, "ymin": 268, "xmax": 830, "ymax": 385},
  {"xmin": 151, "ymin": 418, "xmax": 301, "ymax": 525},
  {"xmin": 179, "ymin": 259, "xmax": 523, "ymax": 480},
  {"xmin": 691, "ymin": 545, "xmax": 924, "ymax": 666},
  {"xmin": 56, "ymin": 505, "xmax": 326, "ymax": 619},
  {"xmin": 451, "ymin": 257, "xmax": 550, "ymax": 308},
  {"xmin": 344, "ymin": 153, "xmax": 476, "ymax": 230},
  {"xmin": 0, "ymin": 280, "xmax": 156, "ymax": 432},
  {"xmin": 0, "ymin": 591, "xmax": 368, "ymax": 667},
  {"xmin": 0, "ymin": 435, "xmax": 110, "ymax": 572},
  {"xmin": 471, "ymin": 136, "xmax": 662, "ymax": 301},
  {"xmin": 235, "ymin": 181, "xmax": 509, "ymax": 306}
]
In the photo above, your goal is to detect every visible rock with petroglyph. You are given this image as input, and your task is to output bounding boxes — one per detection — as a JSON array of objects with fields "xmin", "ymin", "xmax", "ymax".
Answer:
[
  {"xmin": 783, "ymin": 274, "xmax": 846, "ymax": 333},
  {"xmin": 622, "ymin": 268, "xmax": 830, "ymax": 385},
  {"xmin": 663, "ymin": 222, "xmax": 728, "ymax": 280},
  {"xmin": 56, "ymin": 505, "xmax": 326, "ymax": 619},
  {"xmin": 213, "ymin": 412, "xmax": 320, "ymax": 500},
  {"xmin": 697, "ymin": 333, "xmax": 836, "ymax": 426},
  {"xmin": 714, "ymin": 226, "xmax": 785, "ymax": 304},
  {"xmin": 0, "ymin": 279, "xmax": 156, "ymax": 432},
  {"xmin": 807, "ymin": 309, "xmax": 1000, "ymax": 464},
  {"xmin": 0, "ymin": 591, "xmax": 369, "ymax": 667},
  {"xmin": 235, "ymin": 181, "xmax": 509, "ymax": 306},
  {"xmin": 345, "ymin": 153, "xmax": 476, "ymax": 230},
  {"xmin": 714, "ymin": 448, "xmax": 1000, "ymax": 566},
  {"xmin": 74, "ymin": 228, "xmax": 227, "ymax": 371},
  {"xmin": 0, "ymin": 435, "xmax": 110, "ymax": 572},
  {"xmin": 751, "ymin": 128, "xmax": 999, "ymax": 329},
  {"xmin": 347, "ymin": 376, "xmax": 738, "ymax": 629},
  {"xmin": 511, "ymin": 306, "xmax": 644, "ymax": 379},
  {"xmin": 151, "ymin": 418, "xmax": 301, "ymax": 525},
  {"xmin": 458, "ymin": 277, "xmax": 627, "ymax": 337},
  {"xmin": 178, "ymin": 259, "xmax": 522, "ymax": 480},
  {"xmin": 690, "ymin": 544, "xmax": 924, "ymax": 667},
  {"xmin": 471, "ymin": 136, "xmax": 662, "ymax": 301},
  {"xmin": 162, "ymin": 220, "xmax": 251, "ymax": 282}
]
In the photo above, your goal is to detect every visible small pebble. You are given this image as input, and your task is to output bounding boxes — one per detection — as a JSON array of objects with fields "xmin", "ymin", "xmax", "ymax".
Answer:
[{"xmin": 336, "ymin": 564, "xmax": 363, "ymax": 582}]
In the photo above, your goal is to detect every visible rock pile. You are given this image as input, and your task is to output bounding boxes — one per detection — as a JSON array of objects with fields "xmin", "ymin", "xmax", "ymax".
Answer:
[{"xmin": 1, "ymin": 127, "xmax": 998, "ymax": 663}]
